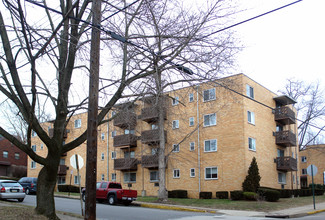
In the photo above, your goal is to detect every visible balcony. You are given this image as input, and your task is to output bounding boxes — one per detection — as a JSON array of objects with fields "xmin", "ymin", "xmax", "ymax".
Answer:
[
  {"xmin": 57, "ymin": 165, "xmax": 67, "ymax": 176},
  {"xmin": 276, "ymin": 157, "xmax": 297, "ymax": 172},
  {"xmin": 113, "ymin": 134, "xmax": 137, "ymax": 148},
  {"xmin": 141, "ymin": 130, "xmax": 167, "ymax": 145},
  {"xmin": 114, "ymin": 158, "xmax": 138, "ymax": 171},
  {"xmin": 142, "ymin": 155, "xmax": 159, "ymax": 168},
  {"xmin": 274, "ymin": 107, "xmax": 296, "ymax": 125},
  {"xmin": 113, "ymin": 112, "xmax": 137, "ymax": 129},
  {"xmin": 275, "ymin": 130, "xmax": 297, "ymax": 147},
  {"xmin": 139, "ymin": 107, "xmax": 167, "ymax": 123},
  {"xmin": 49, "ymin": 129, "xmax": 69, "ymax": 139}
]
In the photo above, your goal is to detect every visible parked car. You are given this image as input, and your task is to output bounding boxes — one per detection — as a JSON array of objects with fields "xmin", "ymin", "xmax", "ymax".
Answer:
[
  {"xmin": 18, "ymin": 177, "xmax": 37, "ymax": 195},
  {"xmin": 0, "ymin": 179, "xmax": 25, "ymax": 202},
  {"xmin": 82, "ymin": 181, "xmax": 137, "ymax": 205}
]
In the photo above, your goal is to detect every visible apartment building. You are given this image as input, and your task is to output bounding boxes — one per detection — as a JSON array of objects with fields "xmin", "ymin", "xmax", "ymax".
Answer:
[
  {"xmin": 300, "ymin": 145, "xmax": 325, "ymax": 188},
  {"xmin": 29, "ymin": 74, "xmax": 300, "ymax": 198}
]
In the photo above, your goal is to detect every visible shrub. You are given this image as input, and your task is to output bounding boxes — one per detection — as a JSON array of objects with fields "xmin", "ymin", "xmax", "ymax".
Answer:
[
  {"xmin": 230, "ymin": 190, "xmax": 244, "ymax": 200},
  {"xmin": 264, "ymin": 189, "xmax": 280, "ymax": 202},
  {"xmin": 301, "ymin": 189, "xmax": 312, "ymax": 197},
  {"xmin": 279, "ymin": 189, "xmax": 292, "ymax": 198},
  {"xmin": 216, "ymin": 191, "xmax": 229, "ymax": 199},
  {"xmin": 199, "ymin": 192, "xmax": 212, "ymax": 199},
  {"xmin": 315, "ymin": 189, "xmax": 325, "ymax": 196},
  {"xmin": 242, "ymin": 157, "xmax": 261, "ymax": 193},
  {"xmin": 243, "ymin": 192, "xmax": 257, "ymax": 201},
  {"xmin": 58, "ymin": 184, "xmax": 80, "ymax": 193},
  {"xmin": 168, "ymin": 190, "xmax": 188, "ymax": 198}
]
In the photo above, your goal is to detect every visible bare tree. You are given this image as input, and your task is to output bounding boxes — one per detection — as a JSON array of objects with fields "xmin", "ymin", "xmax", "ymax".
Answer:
[{"xmin": 279, "ymin": 79, "xmax": 325, "ymax": 149}]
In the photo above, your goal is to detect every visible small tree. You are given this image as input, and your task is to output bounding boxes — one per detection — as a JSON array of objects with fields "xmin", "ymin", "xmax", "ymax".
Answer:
[{"xmin": 242, "ymin": 157, "xmax": 261, "ymax": 192}]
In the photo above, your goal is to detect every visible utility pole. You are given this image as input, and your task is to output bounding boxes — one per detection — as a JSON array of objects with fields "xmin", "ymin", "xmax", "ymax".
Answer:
[{"xmin": 85, "ymin": 0, "xmax": 101, "ymax": 219}]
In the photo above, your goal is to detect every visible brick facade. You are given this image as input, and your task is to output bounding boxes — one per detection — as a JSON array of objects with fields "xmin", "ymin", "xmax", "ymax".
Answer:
[{"xmin": 28, "ymin": 74, "xmax": 300, "ymax": 198}]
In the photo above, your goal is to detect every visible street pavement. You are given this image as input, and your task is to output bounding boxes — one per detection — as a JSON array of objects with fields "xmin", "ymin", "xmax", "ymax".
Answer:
[{"xmin": 1, "ymin": 195, "xmax": 325, "ymax": 220}]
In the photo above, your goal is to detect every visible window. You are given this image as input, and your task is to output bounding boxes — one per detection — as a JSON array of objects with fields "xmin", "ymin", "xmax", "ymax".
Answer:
[
  {"xmin": 101, "ymin": 133, "xmax": 105, "ymax": 140},
  {"xmin": 172, "ymin": 96, "xmax": 179, "ymax": 105},
  {"xmin": 173, "ymin": 169, "xmax": 180, "ymax": 178},
  {"xmin": 124, "ymin": 151, "xmax": 135, "ymax": 159},
  {"xmin": 14, "ymin": 153, "xmax": 20, "ymax": 160},
  {"xmin": 40, "ymin": 144, "xmax": 44, "ymax": 150},
  {"xmin": 152, "ymin": 148, "xmax": 159, "ymax": 155},
  {"xmin": 189, "ymin": 117, "xmax": 194, "ymax": 126},
  {"xmin": 246, "ymin": 84, "xmax": 254, "ymax": 99},
  {"xmin": 205, "ymin": 167, "xmax": 218, "ymax": 179},
  {"xmin": 190, "ymin": 168, "xmax": 195, "ymax": 177},
  {"xmin": 111, "ymin": 111, "xmax": 116, "ymax": 117},
  {"xmin": 302, "ymin": 169, "xmax": 307, "ymax": 175},
  {"xmin": 32, "ymin": 130, "xmax": 37, "ymax": 137},
  {"xmin": 3, "ymin": 151, "xmax": 8, "ymax": 158},
  {"xmin": 247, "ymin": 111, "xmax": 255, "ymax": 124},
  {"xmin": 173, "ymin": 144, "xmax": 180, "ymax": 152},
  {"xmin": 277, "ymin": 149, "xmax": 284, "ymax": 157},
  {"xmin": 301, "ymin": 156, "xmax": 307, "ymax": 163},
  {"xmin": 111, "ymin": 130, "xmax": 116, "ymax": 137},
  {"xmin": 172, "ymin": 120, "xmax": 179, "ymax": 129},
  {"xmin": 101, "ymin": 153, "xmax": 105, "ymax": 160},
  {"xmin": 151, "ymin": 124, "xmax": 158, "ymax": 130},
  {"xmin": 248, "ymin": 137, "xmax": 256, "ymax": 151},
  {"xmin": 278, "ymin": 172, "xmax": 286, "ymax": 184},
  {"xmin": 124, "ymin": 129, "xmax": 135, "ymax": 134},
  {"xmin": 189, "ymin": 93, "xmax": 194, "ymax": 102},
  {"xmin": 111, "ymin": 173, "xmax": 116, "ymax": 181},
  {"xmin": 58, "ymin": 177, "xmax": 66, "ymax": 185},
  {"xmin": 204, "ymin": 139, "xmax": 217, "ymax": 152},
  {"xmin": 124, "ymin": 172, "xmax": 136, "ymax": 183},
  {"xmin": 32, "ymin": 145, "xmax": 37, "ymax": 152},
  {"xmin": 190, "ymin": 142, "xmax": 195, "ymax": 151},
  {"xmin": 74, "ymin": 175, "xmax": 80, "ymax": 184},
  {"xmin": 101, "ymin": 174, "xmax": 105, "ymax": 181},
  {"xmin": 59, "ymin": 159, "xmax": 65, "ymax": 165},
  {"xmin": 111, "ymin": 151, "xmax": 116, "ymax": 159},
  {"xmin": 74, "ymin": 119, "xmax": 81, "ymax": 128},
  {"xmin": 150, "ymin": 171, "xmax": 159, "ymax": 182},
  {"xmin": 31, "ymin": 161, "xmax": 36, "ymax": 169},
  {"xmin": 203, "ymin": 88, "xmax": 216, "ymax": 102},
  {"xmin": 203, "ymin": 113, "xmax": 216, "ymax": 127}
]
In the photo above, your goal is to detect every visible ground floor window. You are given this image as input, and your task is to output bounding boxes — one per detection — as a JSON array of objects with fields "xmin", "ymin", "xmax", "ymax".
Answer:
[
  {"xmin": 205, "ymin": 167, "xmax": 218, "ymax": 179},
  {"xmin": 74, "ymin": 175, "xmax": 80, "ymax": 185},
  {"xmin": 150, "ymin": 171, "xmax": 159, "ymax": 182},
  {"xmin": 111, "ymin": 173, "xmax": 116, "ymax": 182},
  {"xmin": 124, "ymin": 172, "xmax": 136, "ymax": 183},
  {"xmin": 173, "ymin": 169, "xmax": 180, "ymax": 178},
  {"xmin": 57, "ymin": 177, "xmax": 66, "ymax": 185},
  {"xmin": 190, "ymin": 168, "xmax": 195, "ymax": 177},
  {"xmin": 278, "ymin": 172, "xmax": 286, "ymax": 184}
]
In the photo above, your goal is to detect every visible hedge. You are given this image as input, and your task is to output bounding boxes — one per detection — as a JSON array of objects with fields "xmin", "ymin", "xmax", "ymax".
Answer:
[
  {"xmin": 216, "ymin": 191, "xmax": 229, "ymax": 199},
  {"xmin": 199, "ymin": 192, "xmax": 212, "ymax": 199},
  {"xmin": 264, "ymin": 189, "xmax": 280, "ymax": 202},
  {"xmin": 168, "ymin": 190, "xmax": 188, "ymax": 198},
  {"xmin": 243, "ymin": 192, "xmax": 257, "ymax": 201},
  {"xmin": 58, "ymin": 185, "xmax": 80, "ymax": 193},
  {"xmin": 230, "ymin": 190, "xmax": 244, "ymax": 200}
]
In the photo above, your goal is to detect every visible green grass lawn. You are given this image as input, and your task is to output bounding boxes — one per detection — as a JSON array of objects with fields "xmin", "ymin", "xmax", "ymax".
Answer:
[{"xmin": 137, "ymin": 195, "xmax": 325, "ymax": 212}]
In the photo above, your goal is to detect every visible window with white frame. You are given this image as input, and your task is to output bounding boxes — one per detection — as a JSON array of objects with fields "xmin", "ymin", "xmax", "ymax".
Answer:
[
  {"xmin": 151, "ymin": 124, "xmax": 158, "ymax": 130},
  {"xmin": 189, "ymin": 117, "xmax": 194, "ymax": 126},
  {"xmin": 189, "ymin": 93, "xmax": 194, "ymax": 102},
  {"xmin": 247, "ymin": 111, "xmax": 255, "ymax": 124},
  {"xmin": 58, "ymin": 177, "xmax": 66, "ymax": 185},
  {"xmin": 111, "ymin": 130, "xmax": 116, "ymax": 137},
  {"xmin": 125, "ymin": 129, "xmax": 135, "ymax": 134},
  {"xmin": 190, "ymin": 168, "xmax": 195, "ymax": 177},
  {"xmin": 74, "ymin": 119, "xmax": 81, "ymax": 128},
  {"xmin": 173, "ymin": 169, "xmax": 180, "ymax": 178},
  {"xmin": 278, "ymin": 172, "xmax": 286, "ymax": 184},
  {"xmin": 172, "ymin": 120, "xmax": 179, "ymax": 129},
  {"xmin": 32, "ymin": 145, "xmax": 37, "ymax": 152},
  {"xmin": 111, "ymin": 173, "xmax": 116, "ymax": 181},
  {"xmin": 124, "ymin": 172, "xmax": 136, "ymax": 183},
  {"xmin": 101, "ymin": 133, "xmax": 105, "ymax": 140},
  {"xmin": 101, "ymin": 174, "xmax": 105, "ymax": 181},
  {"xmin": 204, "ymin": 139, "xmax": 217, "ymax": 152},
  {"xmin": 301, "ymin": 156, "xmax": 307, "ymax": 163},
  {"xmin": 203, "ymin": 88, "xmax": 216, "ymax": 102},
  {"xmin": 32, "ymin": 130, "xmax": 37, "ymax": 137},
  {"xmin": 190, "ymin": 142, "xmax": 195, "ymax": 151},
  {"xmin": 203, "ymin": 113, "xmax": 216, "ymax": 127},
  {"xmin": 150, "ymin": 171, "xmax": 159, "ymax": 182},
  {"xmin": 172, "ymin": 96, "xmax": 179, "ymax": 105},
  {"xmin": 74, "ymin": 175, "xmax": 80, "ymax": 184},
  {"xmin": 124, "ymin": 151, "xmax": 135, "ymax": 158},
  {"xmin": 31, "ymin": 161, "xmax": 36, "ymax": 169},
  {"xmin": 40, "ymin": 144, "xmax": 44, "ymax": 150},
  {"xmin": 205, "ymin": 167, "xmax": 218, "ymax": 179},
  {"xmin": 3, "ymin": 151, "xmax": 8, "ymax": 158},
  {"xmin": 302, "ymin": 168, "xmax": 307, "ymax": 175},
  {"xmin": 111, "ymin": 111, "xmax": 116, "ymax": 117},
  {"xmin": 101, "ymin": 153, "xmax": 105, "ymax": 160},
  {"xmin": 173, "ymin": 144, "xmax": 180, "ymax": 152},
  {"xmin": 14, "ymin": 153, "xmax": 20, "ymax": 160},
  {"xmin": 246, "ymin": 84, "xmax": 254, "ymax": 99},
  {"xmin": 248, "ymin": 137, "xmax": 256, "ymax": 151},
  {"xmin": 59, "ymin": 159, "xmax": 65, "ymax": 165},
  {"xmin": 111, "ymin": 151, "xmax": 116, "ymax": 159}
]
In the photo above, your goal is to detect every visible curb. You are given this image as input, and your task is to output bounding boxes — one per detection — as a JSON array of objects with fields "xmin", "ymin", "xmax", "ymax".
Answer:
[
  {"xmin": 139, "ymin": 203, "xmax": 216, "ymax": 214},
  {"xmin": 307, "ymin": 209, "xmax": 325, "ymax": 215}
]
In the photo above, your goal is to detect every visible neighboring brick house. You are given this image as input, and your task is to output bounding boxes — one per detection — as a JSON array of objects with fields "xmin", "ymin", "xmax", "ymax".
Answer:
[
  {"xmin": 0, "ymin": 136, "xmax": 27, "ymax": 177},
  {"xmin": 29, "ymin": 74, "xmax": 300, "ymax": 198},
  {"xmin": 300, "ymin": 145, "xmax": 325, "ymax": 188}
]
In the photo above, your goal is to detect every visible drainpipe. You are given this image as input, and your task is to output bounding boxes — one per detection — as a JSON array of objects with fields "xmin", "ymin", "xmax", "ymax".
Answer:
[
  {"xmin": 107, "ymin": 115, "xmax": 109, "ymax": 181},
  {"xmin": 196, "ymin": 85, "xmax": 201, "ymax": 194}
]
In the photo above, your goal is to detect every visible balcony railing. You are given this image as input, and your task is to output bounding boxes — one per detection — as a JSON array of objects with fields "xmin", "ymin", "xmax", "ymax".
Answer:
[
  {"xmin": 141, "ymin": 130, "xmax": 167, "ymax": 145},
  {"xmin": 274, "ymin": 107, "xmax": 296, "ymax": 125},
  {"xmin": 139, "ymin": 107, "xmax": 166, "ymax": 123},
  {"xmin": 113, "ymin": 112, "xmax": 137, "ymax": 129},
  {"xmin": 114, "ymin": 158, "xmax": 138, "ymax": 170},
  {"xmin": 141, "ymin": 155, "xmax": 159, "ymax": 168},
  {"xmin": 275, "ymin": 130, "xmax": 296, "ymax": 147},
  {"xmin": 57, "ymin": 165, "xmax": 67, "ymax": 175},
  {"xmin": 276, "ymin": 157, "xmax": 297, "ymax": 172},
  {"xmin": 113, "ymin": 134, "xmax": 137, "ymax": 148}
]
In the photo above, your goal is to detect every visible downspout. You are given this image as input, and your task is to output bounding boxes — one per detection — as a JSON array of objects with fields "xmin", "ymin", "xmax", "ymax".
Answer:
[
  {"xmin": 196, "ymin": 85, "xmax": 201, "ymax": 193},
  {"xmin": 107, "ymin": 114, "xmax": 109, "ymax": 181}
]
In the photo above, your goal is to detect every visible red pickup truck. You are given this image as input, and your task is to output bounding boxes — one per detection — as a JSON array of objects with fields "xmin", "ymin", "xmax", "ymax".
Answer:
[{"xmin": 82, "ymin": 181, "xmax": 137, "ymax": 205}]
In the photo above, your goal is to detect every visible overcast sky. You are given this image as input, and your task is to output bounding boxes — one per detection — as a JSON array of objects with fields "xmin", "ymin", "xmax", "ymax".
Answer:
[{"xmin": 234, "ymin": 0, "xmax": 325, "ymax": 94}]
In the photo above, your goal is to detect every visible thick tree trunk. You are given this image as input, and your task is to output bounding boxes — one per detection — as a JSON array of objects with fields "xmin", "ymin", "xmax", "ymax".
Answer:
[{"xmin": 35, "ymin": 164, "xmax": 59, "ymax": 220}]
